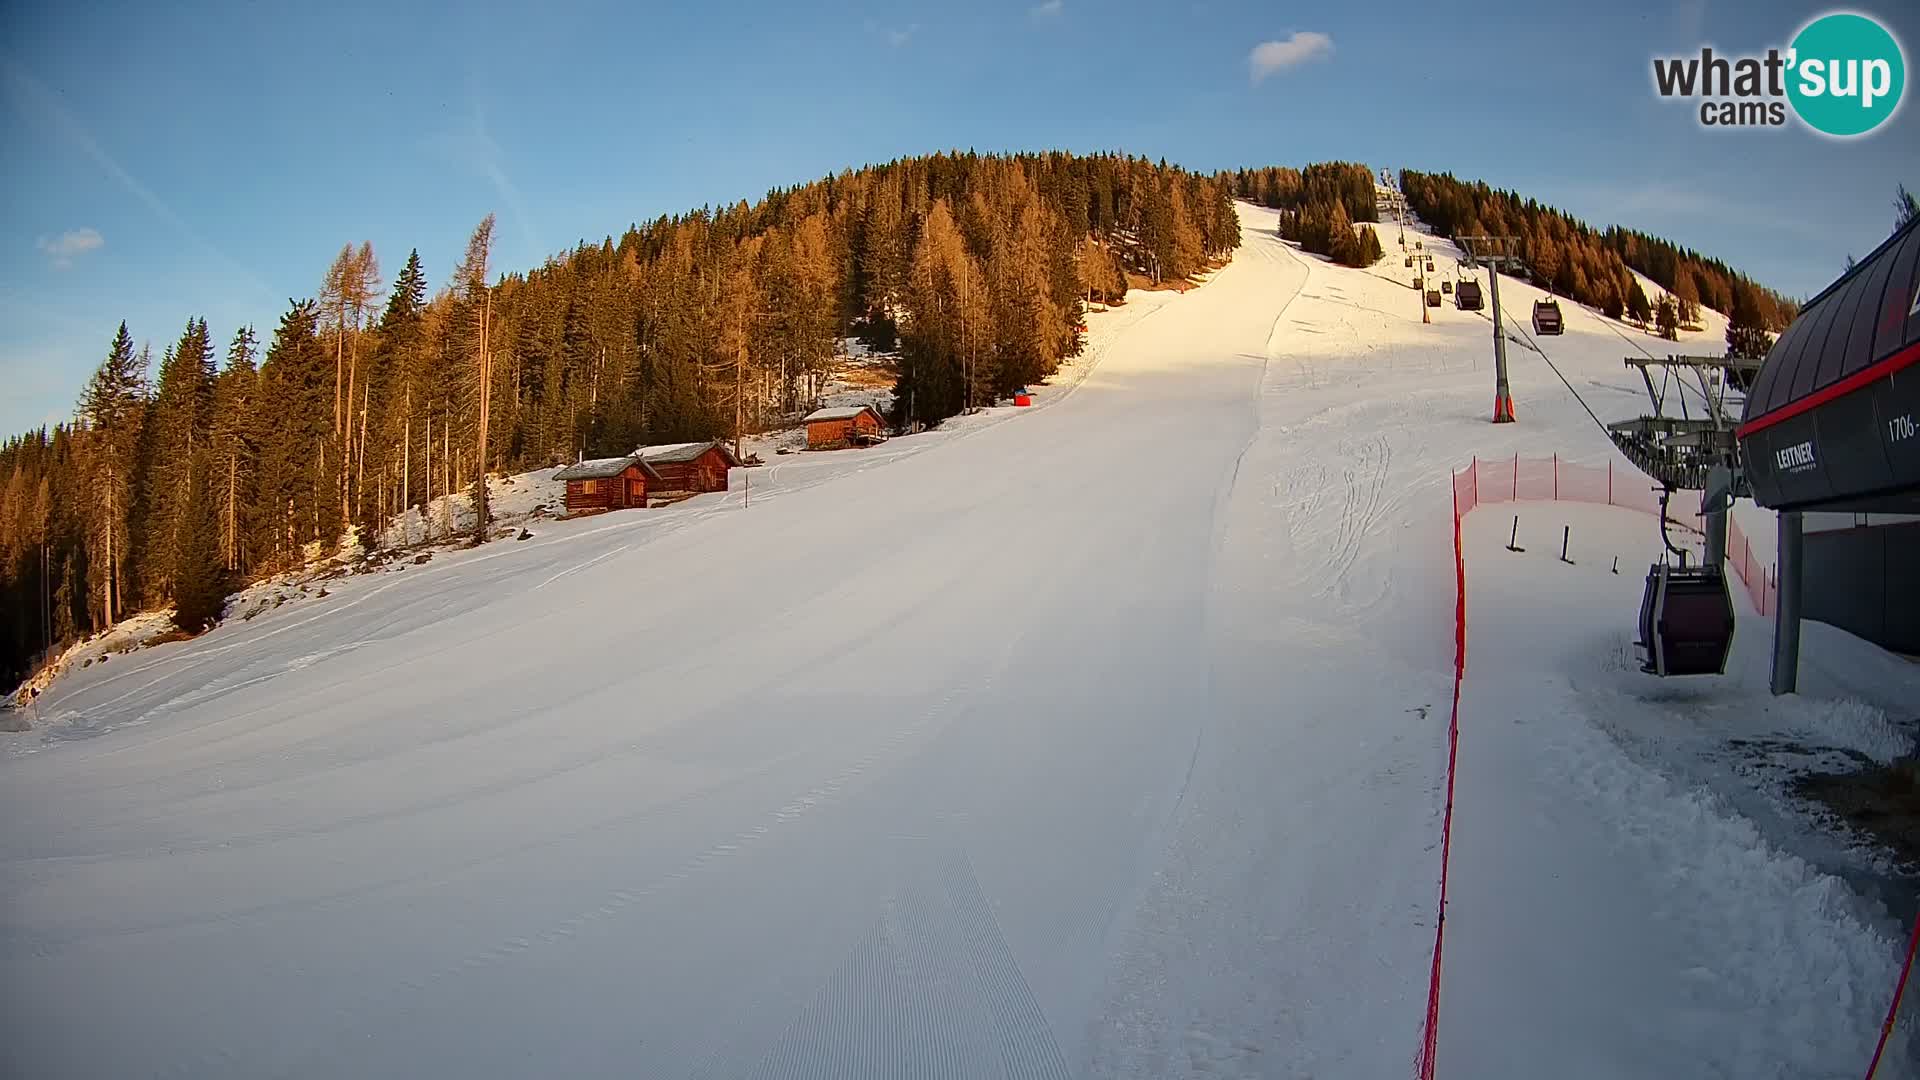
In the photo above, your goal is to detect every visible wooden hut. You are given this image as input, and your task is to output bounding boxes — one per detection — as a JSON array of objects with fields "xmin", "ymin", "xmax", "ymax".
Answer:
[
  {"xmin": 553, "ymin": 455, "xmax": 661, "ymax": 513},
  {"xmin": 637, "ymin": 441, "xmax": 738, "ymax": 494},
  {"xmin": 803, "ymin": 405, "xmax": 887, "ymax": 450}
]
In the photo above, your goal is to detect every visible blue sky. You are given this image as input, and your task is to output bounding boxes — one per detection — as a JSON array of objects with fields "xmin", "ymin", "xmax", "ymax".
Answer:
[{"xmin": 4, "ymin": 0, "xmax": 1916, "ymax": 436}]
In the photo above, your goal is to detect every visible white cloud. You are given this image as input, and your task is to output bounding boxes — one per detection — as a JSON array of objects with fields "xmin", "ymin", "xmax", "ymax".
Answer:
[
  {"xmin": 36, "ymin": 227, "xmax": 103, "ymax": 269},
  {"xmin": 1031, "ymin": 0, "xmax": 1064, "ymax": 18},
  {"xmin": 861, "ymin": 19, "xmax": 917, "ymax": 47},
  {"xmin": 1249, "ymin": 32, "xmax": 1334, "ymax": 83}
]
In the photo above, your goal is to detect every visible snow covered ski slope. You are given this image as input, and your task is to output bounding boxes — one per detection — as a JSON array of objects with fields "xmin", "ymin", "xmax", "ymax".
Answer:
[{"xmin": 2, "ymin": 203, "xmax": 1909, "ymax": 1078}]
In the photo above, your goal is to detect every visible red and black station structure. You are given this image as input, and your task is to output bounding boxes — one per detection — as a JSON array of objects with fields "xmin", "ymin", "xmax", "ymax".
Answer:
[{"xmin": 1737, "ymin": 215, "xmax": 1920, "ymax": 692}]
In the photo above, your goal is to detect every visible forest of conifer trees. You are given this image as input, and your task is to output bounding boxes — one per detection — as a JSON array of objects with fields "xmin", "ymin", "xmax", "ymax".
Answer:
[
  {"xmin": 1219, "ymin": 162, "xmax": 1386, "ymax": 266},
  {"xmin": 1396, "ymin": 170, "xmax": 1798, "ymax": 335},
  {"xmin": 0, "ymin": 151, "xmax": 1241, "ymax": 693}
]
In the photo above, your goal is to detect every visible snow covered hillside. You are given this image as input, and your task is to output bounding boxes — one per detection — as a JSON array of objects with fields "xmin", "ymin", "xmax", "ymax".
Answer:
[{"xmin": 2, "ymin": 202, "xmax": 1912, "ymax": 1079}]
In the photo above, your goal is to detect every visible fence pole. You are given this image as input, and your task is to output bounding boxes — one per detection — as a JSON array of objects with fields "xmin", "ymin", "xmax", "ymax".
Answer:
[
  {"xmin": 1608, "ymin": 460, "xmax": 1613, "ymax": 505},
  {"xmin": 1553, "ymin": 453, "xmax": 1558, "ymax": 500},
  {"xmin": 1512, "ymin": 453, "xmax": 1519, "ymax": 500}
]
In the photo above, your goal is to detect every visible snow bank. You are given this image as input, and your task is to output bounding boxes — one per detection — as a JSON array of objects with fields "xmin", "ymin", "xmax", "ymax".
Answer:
[
  {"xmin": 1441, "ymin": 500, "xmax": 1914, "ymax": 1078},
  {"xmin": 383, "ymin": 466, "xmax": 565, "ymax": 547}
]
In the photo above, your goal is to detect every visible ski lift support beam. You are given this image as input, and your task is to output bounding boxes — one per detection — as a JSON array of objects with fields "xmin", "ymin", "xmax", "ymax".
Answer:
[{"xmin": 1457, "ymin": 235, "xmax": 1523, "ymax": 422}]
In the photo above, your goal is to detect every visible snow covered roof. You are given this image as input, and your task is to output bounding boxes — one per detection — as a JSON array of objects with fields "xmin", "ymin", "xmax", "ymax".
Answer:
[
  {"xmin": 803, "ymin": 405, "xmax": 881, "ymax": 423},
  {"xmin": 553, "ymin": 455, "xmax": 657, "ymax": 481},
  {"xmin": 637, "ymin": 441, "xmax": 738, "ymax": 466}
]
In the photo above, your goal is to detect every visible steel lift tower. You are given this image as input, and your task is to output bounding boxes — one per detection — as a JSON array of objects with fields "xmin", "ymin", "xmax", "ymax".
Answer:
[{"xmin": 1456, "ymin": 235, "xmax": 1523, "ymax": 422}]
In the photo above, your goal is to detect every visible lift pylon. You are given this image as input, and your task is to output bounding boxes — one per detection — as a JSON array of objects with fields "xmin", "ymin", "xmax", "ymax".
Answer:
[{"xmin": 1456, "ymin": 235, "xmax": 1523, "ymax": 422}]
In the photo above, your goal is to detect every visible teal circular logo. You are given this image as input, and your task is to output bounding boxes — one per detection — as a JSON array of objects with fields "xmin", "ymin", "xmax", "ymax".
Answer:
[{"xmin": 1787, "ymin": 12, "xmax": 1905, "ymax": 137}]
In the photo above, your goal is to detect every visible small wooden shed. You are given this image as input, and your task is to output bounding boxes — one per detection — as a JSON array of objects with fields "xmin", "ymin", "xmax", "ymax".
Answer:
[
  {"xmin": 553, "ymin": 455, "xmax": 661, "ymax": 513},
  {"xmin": 638, "ymin": 441, "xmax": 738, "ymax": 494},
  {"xmin": 803, "ymin": 405, "xmax": 887, "ymax": 450}
]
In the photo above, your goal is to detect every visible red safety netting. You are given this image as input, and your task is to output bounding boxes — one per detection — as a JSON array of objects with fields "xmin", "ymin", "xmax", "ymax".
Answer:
[
  {"xmin": 1450, "ymin": 453, "xmax": 1768, "ymax": 610},
  {"xmin": 1727, "ymin": 516, "xmax": 1780, "ymax": 617},
  {"xmin": 1420, "ymin": 463, "xmax": 1471, "ymax": 1080}
]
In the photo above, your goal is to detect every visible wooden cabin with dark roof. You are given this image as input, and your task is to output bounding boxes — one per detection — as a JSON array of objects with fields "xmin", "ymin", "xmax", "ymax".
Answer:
[
  {"xmin": 803, "ymin": 405, "xmax": 887, "ymax": 450},
  {"xmin": 552, "ymin": 455, "xmax": 661, "ymax": 513},
  {"xmin": 636, "ymin": 441, "xmax": 738, "ymax": 495}
]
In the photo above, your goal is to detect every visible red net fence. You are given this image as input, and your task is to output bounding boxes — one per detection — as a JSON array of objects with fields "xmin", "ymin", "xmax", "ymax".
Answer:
[
  {"xmin": 1450, "ymin": 453, "xmax": 1777, "ymax": 615},
  {"xmin": 1417, "ymin": 471, "xmax": 1471, "ymax": 1080}
]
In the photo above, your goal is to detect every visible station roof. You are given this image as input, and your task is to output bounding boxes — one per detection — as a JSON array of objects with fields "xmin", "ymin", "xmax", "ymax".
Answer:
[{"xmin": 1738, "ymin": 216, "xmax": 1920, "ymax": 512}]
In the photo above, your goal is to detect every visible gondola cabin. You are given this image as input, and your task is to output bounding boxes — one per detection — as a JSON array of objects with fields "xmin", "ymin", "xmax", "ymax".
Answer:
[
  {"xmin": 1456, "ymin": 279, "xmax": 1484, "ymax": 311},
  {"xmin": 1636, "ymin": 563, "xmax": 1735, "ymax": 676},
  {"xmin": 637, "ymin": 441, "xmax": 738, "ymax": 494},
  {"xmin": 1441, "ymin": 280, "xmax": 1453, "ymax": 295},
  {"xmin": 1532, "ymin": 298, "xmax": 1564, "ymax": 335},
  {"xmin": 803, "ymin": 405, "xmax": 887, "ymax": 450},
  {"xmin": 553, "ymin": 455, "xmax": 660, "ymax": 513},
  {"xmin": 1426, "ymin": 289, "xmax": 1442, "ymax": 307}
]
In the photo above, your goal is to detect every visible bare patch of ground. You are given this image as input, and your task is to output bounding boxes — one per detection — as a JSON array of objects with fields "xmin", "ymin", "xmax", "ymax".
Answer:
[{"xmin": 1796, "ymin": 754, "xmax": 1920, "ymax": 871}]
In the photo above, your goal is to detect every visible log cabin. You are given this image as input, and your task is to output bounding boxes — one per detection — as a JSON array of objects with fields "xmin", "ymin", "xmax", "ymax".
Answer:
[
  {"xmin": 803, "ymin": 405, "xmax": 887, "ymax": 450},
  {"xmin": 637, "ymin": 441, "xmax": 738, "ymax": 494},
  {"xmin": 553, "ymin": 455, "xmax": 662, "ymax": 513}
]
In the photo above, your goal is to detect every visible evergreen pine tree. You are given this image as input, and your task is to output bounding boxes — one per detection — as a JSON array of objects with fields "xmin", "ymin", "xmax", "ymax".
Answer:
[
  {"xmin": 859, "ymin": 176, "xmax": 910, "ymax": 320},
  {"xmin": 1166, "ymin": 182, "xmax": 1205, "ymax": 279},
  {"xmin": 365, "ymin": 250, "xmax": 428, "ymax": 527},
  {"xmin": 143, "ymin": 319, "xmax": 216, "ymax": 599},
  {"xmin": 1139, "ymin": 174, "xmax": 1175, "ymax": 283},
  {"xmin": 1655, "ymin": 295, "xmax": 1680, "ymax": 340},
  {"xmin": 77, "ymin": 323, "xmax": 147, "ymax": 626},
  {"xmin": 1077, "ymin": 236, "xmax": 1126, "ymax": 304},
  {"xmin": 255, "ymin": 300, "xmax": 330, "ymax": 567},
  {"xmin": 1626, "ymin": 281, "xmax": 1653, "ymax": 325},
  {"xmin": 894, "ymin": 200, "xmax": 982, "ymax": 427},
  {"xmin": 168, "ymin": 447, "xmax": 227, "ymax": 634},
  {"xmin": 1599, "ymin": 280, "xmax": 1625, "ymax": 320},
  {"xmin": 210, "ymin": 326, "xmax": 259, "ymax": 574},
  {"xmin": 1672, "ymin": 272, "xmax": 1702, "ymax": 328},
  {"xmin": 449, "ymin": 215, "xmax": 496, "ymax": 545},
  {"xmin": 1352, "ymin": 225, "xmax": 1384, "ymax": 266},
  {"xmin": 1725, "ymin": 286, "xmax": 1777, "ymax": 361},
  {"xmin": 1325, "ymin": 200, "xmax": 1360, "ymax": 266}
]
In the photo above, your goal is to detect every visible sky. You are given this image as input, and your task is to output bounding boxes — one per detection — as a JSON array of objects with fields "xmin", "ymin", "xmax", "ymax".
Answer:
[{"xmin": 3, "ymin": 0, "xmax": 1917, "ymax": 437}]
